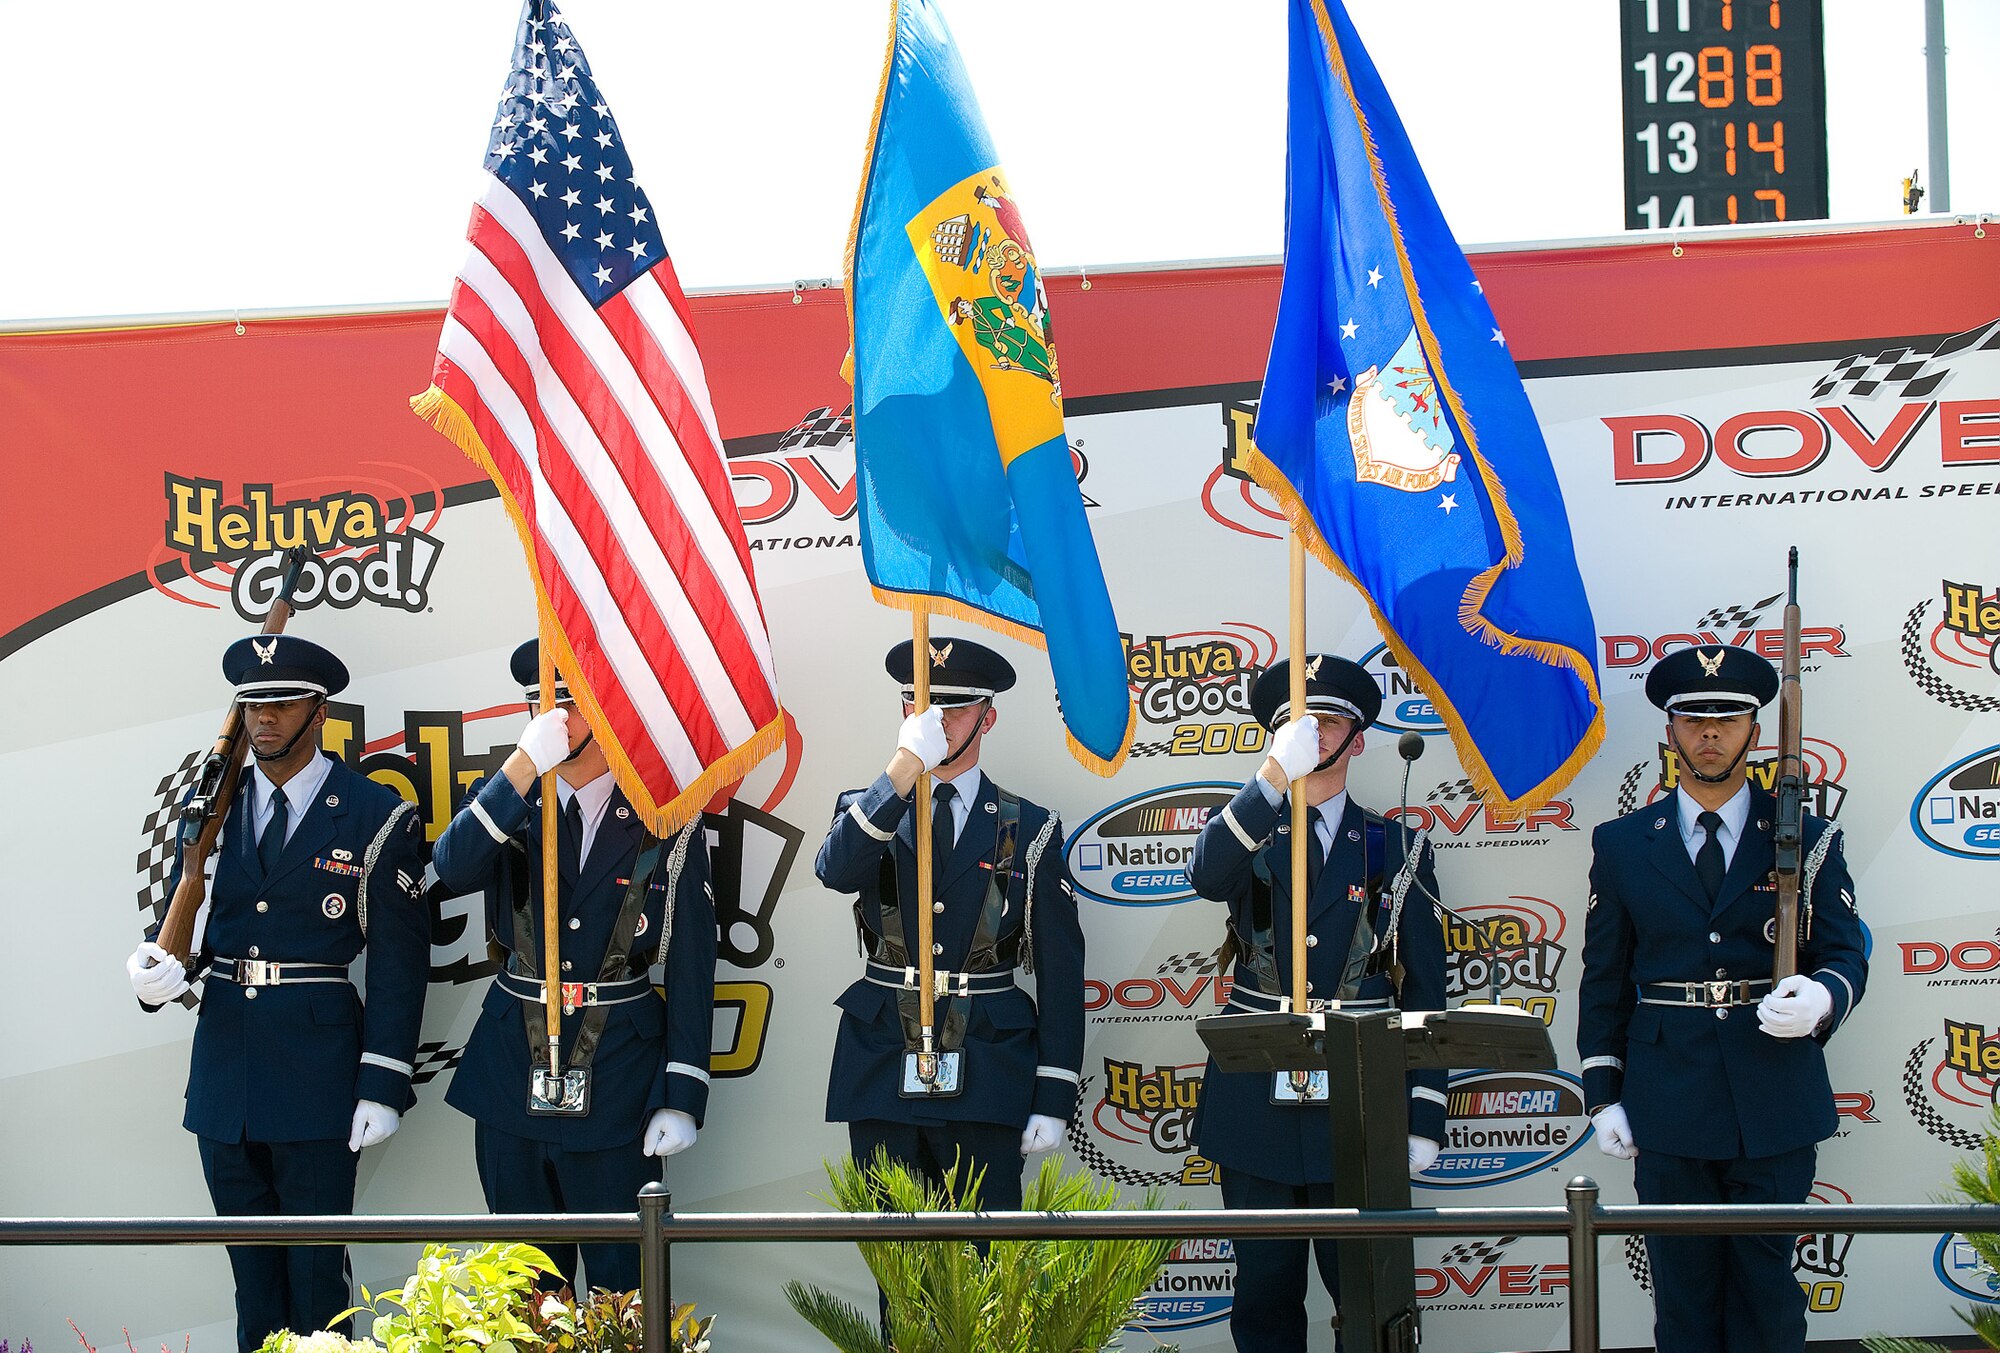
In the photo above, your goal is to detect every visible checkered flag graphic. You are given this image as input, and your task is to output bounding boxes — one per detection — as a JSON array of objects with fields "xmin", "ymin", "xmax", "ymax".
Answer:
[
  {"xmin": 1125, "ymin": 739, "xmax": 1174, "ymax": 759},
  {"xmin": 772, "ymin": 404, "xmax": 853, "ymax": 453},
  {"xmin": 1426, "ymin": 777, "xmax": 1479, "ymax": 805},
  {"xmin": 1902, "ymin": 1038, "xmax": 1986, "ymax": 1152},
  {"xmin": 1616, "ymin": 762, "xmax": 1647, "ymax": 818},
  {"xmin": 1901, "ymin": 597, "xmax": 2000, "ymax": 713},
  {"xmin": 135, "ymin": 751, "xmax": 205, "ymax": 924},
  {"xmin": 1156, "ymin": 949, "xmax": 1220, "ymax": 977},
  {"xmin": 1438, "ymin": 1237, "xmax": 1516, "ymax": 1266},
  {"xmin": 1809, "ymin": 320, "xmax": 2000, "ymax": 401},
  {"xmin": 1694, "ymin": 592, "xmax": 1782, "ymax": 629},
  {"xmin": 1624, "ymin": 1234, "xmax": 1652, "ymax": 1294},
  {"xmin": 1061, "ymin": 1076, "xmax": 1185, "ymax": 1188},
  {"xmin": 410, "ymin": 1040, "xmax": 465, "ymax": 1088}
]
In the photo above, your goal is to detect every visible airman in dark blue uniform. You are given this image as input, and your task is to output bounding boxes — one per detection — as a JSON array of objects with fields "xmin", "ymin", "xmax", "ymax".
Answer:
[
  {"xmin": 432, "ymin": 640, "xmax": 715, "ymax": 1297},
  {"xmin": 815, "ymin": 637, "xmax": 1084, "ymax": 1214},
  {"xmin": 1187, "ymin": 655, "xmax": 1447, "ymax": 1353},
  {"xmin": 126, "ymin": 636, "xmax": 431, "ymax": 1352},
  {"xmin": 1579, "ymin": 645, "xmax": 1867, "ymax": 1353}
]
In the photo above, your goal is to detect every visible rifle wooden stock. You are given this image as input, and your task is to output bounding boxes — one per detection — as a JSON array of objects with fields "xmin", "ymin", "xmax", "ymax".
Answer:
[
  {"xmin": 1773, "ymin": 548, "xmax": 1804, "ymax": 980},
  {"xmin": 155, "ymin": 549, "xmax": 312, "ymax": 1002}
]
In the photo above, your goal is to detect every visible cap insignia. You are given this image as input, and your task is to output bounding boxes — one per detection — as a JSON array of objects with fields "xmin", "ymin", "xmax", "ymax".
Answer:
[
  {"xmin": 252, "ymin": 638, "xmax": 278, "ymax": 666},
  {"xmin": 1696, "ymin": 648, "xmax": 1726, "ymax": 678},
  {"xmin": 929, "ymin": 641, "xmax": 953, "ymax": 667},
  {"xmin": 1304, "ymin": 655, "xmax": 1324, "ymax": 681}
]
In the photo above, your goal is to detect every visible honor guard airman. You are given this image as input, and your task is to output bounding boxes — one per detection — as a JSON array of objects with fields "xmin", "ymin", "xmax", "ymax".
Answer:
[
  {"xmin": 1578, "ymin": 645, "xmax": 1866, "ymax": 1353},
  {"xmin": 431, "ymin": 640, "xmax": 716, "ymax": 1297},
  {"xmin": 814, "ymin": 637, "xmax": 1084, "ymax": 1213},
  {"xmin": 1187, "ymin": 655, "xmax": 1447, "ymax": 1353},
  {"xmin": 124, "ymin": 636, "xmax": 431, "ymax": 1352}
]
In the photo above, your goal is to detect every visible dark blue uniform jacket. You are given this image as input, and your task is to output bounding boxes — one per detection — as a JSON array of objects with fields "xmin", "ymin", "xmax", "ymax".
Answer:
[
  {"xmin": 433, "ymin": 774, "xmax": 716, "ymax": 1151},
  {"xmin": 815, "ymin": 770, "xmax": 1084, "ymax": 1129},
  {"xmin": 1188, "ymin": 781, "xmax": 1448, "ymax": 1185},
  {"xmin": 1577, "ymin": 789, "xmax": 1867, "ymax": 1160}
]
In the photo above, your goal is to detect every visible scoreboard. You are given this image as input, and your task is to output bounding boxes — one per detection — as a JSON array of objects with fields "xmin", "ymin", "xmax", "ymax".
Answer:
[{"xmin": 1620, "ymin": 0, "xmax": 1828, "ymax": 229}]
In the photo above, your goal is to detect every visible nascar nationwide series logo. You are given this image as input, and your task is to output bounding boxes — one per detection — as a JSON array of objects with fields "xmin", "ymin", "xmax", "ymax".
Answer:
[
  {"xmin": 1086, "ymin": 950, "xmax": 1231, "ymax": 1026},
  {"xmin": 1935, "ymin": 1232, "xmax": 2000, "ymax": 1305},
  {"xmin": 1386, "ymin": 777, "xmax": 1577, "ymax": 851},
  {"xmin": 1620, "ymin": 1180, "xmax": 1856, "ymax": 1312},
  {"xmin": 1440, "ymin": 896, "xmax": 1569, "ymax": 1002},
  {"xmin": 1911, "ymin": 746, "xmax": 2000, "ymax": 860},
  {"xmin": 1901, "ymin": 1019, "xmax": 2000, "ymax": 1152},
  {"xmin": 1128, "ymin": 1237, "xmax": 1234, "ymax": 1333},
  {"xmin": 1901, "ymin": 931, "xmax": 2000, "ymax": 988},
  {"xmin": 1359, "ymin": 642, "xmax": 1447, "ymax": 736},
  {"xmin": 1417, "ymin": 1069, "xmax": 1591, "ymax": 1189},
  {"xmin": 1416, "ymin": 1236, "xmax": 1568, "ymax": 1314},
  {"xmin": 158, "ymin": 473, "xmax": 444, "ymax": 621},
  {"xmin": 1901, "ymin": 580, "xmax": 2000, "ymax": 713},
  {"xmin": 1067, "ymin": 1059, "xmax": 1213, "ymax": 1191},
  {"xmin": 1601, "ymin": 594, "xmax": 1849, "ymax": 684},
  {"xmin": 1065, "ymin": 783, "xmax": 1235, "ymax": 906},
  {"xmin": 1603, "ymin": 319, "xmax": 2000, "ymax": 505},
  {"xmin": 1615, "ymin": 735, "xmax": 1850, "ymax": 821},
  {"xmin": 1121, "ymin": 624, "xmax": 1275, "ymax": 760}
]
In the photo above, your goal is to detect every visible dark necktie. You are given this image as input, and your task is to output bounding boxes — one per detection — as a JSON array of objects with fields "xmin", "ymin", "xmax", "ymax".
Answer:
[
  {"xmin": 559, "ymin": 794, "xmax": 585, "ymax": 881},
  {"xmin": 258, "ymin": 786, "xmax": 288, "ymax": 875},
  {"xmin": 1304, "ymin": 805, "xmax": 1327, "ymax": 897},
  {"xmin": 1696, "ymin": 810, "xmax": 1726, "ymax": 901},
  {"xmin": 930, "ymin": 780, "xmax": 957, "ymax": 878}
]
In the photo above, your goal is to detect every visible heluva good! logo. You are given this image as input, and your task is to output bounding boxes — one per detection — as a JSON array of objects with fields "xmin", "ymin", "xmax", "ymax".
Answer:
[
  {"xmin": 1066, "ymin": 783, "xmax": 1235, "ymax": 906},
  {"xmin": 1067, "ymin": 1060, "xmax": 1214, "ymax": 1191},
  {"xmin": 1203, "ymin": 400, "xmax": 1286, "ymax": 541},
  {"xmin": 159, "ymin": 474, "xmax": 444, "ymax": 621},
  {"xmin": 1418, "ymin": 1069, "xmax": 1590, "ymax": 1188},
  {"xmin": 1415, "ymin": 1237, "xmax": 1568, "ymax": 1314},
  {"xmin": 1900, "ymin": 1021, "xmax": 1999, "ymax": 1153},
  {"xmin": 1126, "ymin": 1237, "xmax": 1234, "ymax": 1333},
  {"xmin": 1439, "ymin": 896, "xmax": 1568, "ymax": 1002},
  {"xmin": 1935, "ymin": 1232, "xmax": 2000, "ymax": 1304},
  {"xmin": 1901, "ymin": 580, "xmax": 2000, "ymax": 713},
  {"xmin": 1121, "ymin": 624, "xmax": 1276, "ymax": 762},
  {"xmin": 1911, "ymin": 746, "xmax": 2000, "ymax": 860},
  {"xmin": 1617, "ymin": 735, "xmax": 1849, "ymax": 820},
  {"xmin": 1360, "ymin": 642, "xmax": 1446, "ymax": 736},
  {"xmin": 1386, "ymin": 778, "xmax": 1577, "ymax": 850}
]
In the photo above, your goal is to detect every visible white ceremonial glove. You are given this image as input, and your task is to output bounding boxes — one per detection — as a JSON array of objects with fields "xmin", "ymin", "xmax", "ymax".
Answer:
[
  {"xmin": 1267, "ymin": 715, "xmax": 1322, "ymax": 782},
  {"xmin": 127, "ymin": 941, "xmax": 190, "ymax": 1005},
  {"xmin": 348, "ymin": 1100, "xmax": 401, "ymax": 1152},
  {"xmin": 1591, "ymin": 1104, "xmax": 1638, "ymax": 1160},
  {"xmin": 897, "ymin": 706, "xmax": 949, "ymax": 772},
  {"xmin": 644, "ymin": 1108, "xmax": 698, "ymax": 1158},
  {"xmin": 1758, "ymin": 973, "xmax": 1833, "ymax": 1040},
  {"xmin": 1021, "ymin": 1114, "xmax": 1065, "ymax": 1156},
  {"xmin": 515, "ymin": 708, "xmax": 573, "ymax": 776},
  {"xmin": 1407, "ymin": 1135, "xmax": 1441, "ymax": 1175}
]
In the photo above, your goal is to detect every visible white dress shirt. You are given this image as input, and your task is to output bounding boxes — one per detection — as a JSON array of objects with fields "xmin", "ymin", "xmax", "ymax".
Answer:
[{"xmin": 1677, "ymin": 782, "xmax": 1750, "ymax": 868}]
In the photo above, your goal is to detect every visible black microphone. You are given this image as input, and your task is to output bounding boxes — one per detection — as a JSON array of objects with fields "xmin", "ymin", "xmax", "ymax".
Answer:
[{"xmin": 1398, "ymin": 731, "xmax": 1425, "ymax": 762}]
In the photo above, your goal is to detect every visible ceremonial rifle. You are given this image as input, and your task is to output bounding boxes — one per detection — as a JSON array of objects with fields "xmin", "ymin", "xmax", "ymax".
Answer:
[
  {"xmin": 1772, "ymin": 547, "xmax": 1804, "ymax": 981},
  {"xmin": 156, "ymin": 548, "xmax": 313, "ymax": 1007}
]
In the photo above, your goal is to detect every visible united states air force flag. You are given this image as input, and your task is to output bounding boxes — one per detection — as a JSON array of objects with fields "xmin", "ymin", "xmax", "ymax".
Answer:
[
  {"xmin": 1253, "ymin": 0, "xmax": 1604, "ymax": 811},
  {"xmin": 842, "ymin": 0, "xmax": 1133, "ymax": 774}
]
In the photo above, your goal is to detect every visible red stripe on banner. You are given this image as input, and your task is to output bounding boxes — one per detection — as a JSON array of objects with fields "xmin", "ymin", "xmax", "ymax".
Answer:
[
  {"xmin": 465, "ymin": 213, "xmax": 755, "ymax": 757},
  {"xmin": 599, "ymin": 281, "xmax": 765, "ymax": 621},
  {"xmin": 443, "ymin": 263, "xmax": 728, "ymax": 776},
  {"xmin": 432, "ymin": 335, "xmax": 681, "ymax": 797}
]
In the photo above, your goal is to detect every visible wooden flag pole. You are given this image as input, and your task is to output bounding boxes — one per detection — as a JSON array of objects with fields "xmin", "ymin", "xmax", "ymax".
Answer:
[
  {"xmin": 912, "ymin": 606, "xmax": 939, "ymax": 1083},
  {"xmin": 1289, "ymin": 534, "xmax": 1310, "ymax": 1014},
  {"xmin": 539, "ymin": 625, "xmax": 563, "ymax": 1078}
]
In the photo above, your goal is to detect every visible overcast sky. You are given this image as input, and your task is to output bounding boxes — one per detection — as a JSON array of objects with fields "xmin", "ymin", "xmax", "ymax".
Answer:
[{"xmin": 3, "ymin": 0, "xmax": 1994, "ymax": 324}]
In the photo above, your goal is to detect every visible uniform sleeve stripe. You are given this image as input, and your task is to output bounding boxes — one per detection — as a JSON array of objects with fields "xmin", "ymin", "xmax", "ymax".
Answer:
[
  {"xmin": 1035, "ymin": 1066, "xmax": 1080, "ymax": 1084},
  {"xmin": 360, "ymin": 1052, "xmax": 414, "ymax": 1076},
  {"xmin": 1221, "ymin": 805, "xmax": 1258, "ymax": 851},
  {"xmin": 666, "ymin": 1061, "xmax": 711, "ymax": 1085},
  {"xmin": 470, "ymin": 799, "xmax": 509, "ymax": 843},
  {"xmin": 1815, "ymin": 969, "xmax": 1855, "ymax": 1015},
  {"xmin": 1411, "ymin": 1086, "xmax": 1446, "ymax": 1105},
  {"xmin": 847, "ymin": 801, "xmax": 894, "ymax": 842},
  {"xmin": 1581, "ymin": 1055, "xmax": 1625, "ymax": 1072}
]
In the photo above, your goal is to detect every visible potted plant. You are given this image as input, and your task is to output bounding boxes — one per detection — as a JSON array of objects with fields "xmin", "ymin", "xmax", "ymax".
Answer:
[{"xmin": 785, "ymin": 1151, "xmax": 1179, "ymax": 1353}]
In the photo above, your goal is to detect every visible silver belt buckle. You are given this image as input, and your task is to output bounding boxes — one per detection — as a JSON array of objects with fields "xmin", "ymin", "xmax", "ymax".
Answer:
[
  {"xmin": 240, "ymin": 959, "xmax": 278, "ymax": 986},
  {"xmin": 1706, "ymin": 980, "xmax": 1732, "ymax": 1005}
]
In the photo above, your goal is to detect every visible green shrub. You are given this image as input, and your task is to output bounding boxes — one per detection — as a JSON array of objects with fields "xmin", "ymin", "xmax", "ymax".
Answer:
[{"xmin": 1862, "ymin": 1106, "xmax": 2000, "ymax": 1353}]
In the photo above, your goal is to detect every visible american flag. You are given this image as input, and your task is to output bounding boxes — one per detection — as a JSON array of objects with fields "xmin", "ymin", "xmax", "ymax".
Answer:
[{"xmin": 414, "ymin": 0, "xmax": 783, "ymax": 833}]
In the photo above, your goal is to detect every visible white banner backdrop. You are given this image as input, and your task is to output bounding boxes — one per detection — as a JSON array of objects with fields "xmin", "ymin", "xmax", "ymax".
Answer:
[{"xmin": 3, "ymin": 233, "xmax": 1999, "ymax": 1352}]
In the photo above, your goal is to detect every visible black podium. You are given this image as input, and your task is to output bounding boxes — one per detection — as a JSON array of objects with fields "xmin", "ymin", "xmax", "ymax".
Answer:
[{"xmin": 1195, "ymin": 1004, "xmax": 1556, "ymax": 1352}]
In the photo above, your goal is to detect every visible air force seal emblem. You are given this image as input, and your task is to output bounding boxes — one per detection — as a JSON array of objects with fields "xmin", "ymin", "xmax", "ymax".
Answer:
[{"xmin": 1344, "ymin": 329, "xmax": 1461, "ymax": 494}]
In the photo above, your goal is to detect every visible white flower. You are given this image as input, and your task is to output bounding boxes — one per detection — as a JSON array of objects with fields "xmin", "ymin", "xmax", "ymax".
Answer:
[
  {"xmin": 293, "ymin": 1333, "xmax": 347, "ymax": 1353},
  {"xmin": 539, "ymin": 1294, "xmax": 567, "ymax": 1318}
]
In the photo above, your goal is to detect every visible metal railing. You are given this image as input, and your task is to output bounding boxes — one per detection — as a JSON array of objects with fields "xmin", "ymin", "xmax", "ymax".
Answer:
[{"xmin": 6, "ymin": 1180, "xmax": 1998, "ymax": 1353}]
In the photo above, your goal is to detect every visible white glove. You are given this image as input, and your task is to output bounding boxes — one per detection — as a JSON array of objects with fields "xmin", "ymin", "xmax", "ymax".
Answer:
[
  {"xmin": 1758, "ymin": 973, "xmax": 1832, "ymax": 1039},
  {"xmin": 515, "ymin": 708, "xmax": 573, "ymax": 776},
  {"xmin": 1267, "ymin": 715, "xmax": 1322, "ymax": 782},
  {"xmin": 644, "ymin": 1108, "xmax": 698, "ymax": 1158},
  {"xmin": 127, "ymin": 941, "xmax": 190, "ymax": 1005},
  {"xmin": 1591, "ymin": 1103, "xmax": 1638, "ymax": 1160},
  {"xmin": 1407, "ymin": 1135, "xmax": 1441, "ymax": 1175},
  {"xmin": 348, "ymin": 1099, "xmax": 401, "ymax": 1152},
  {"xmin": 897, "ymin": 706, "xmax": 948, "ymax": 772},
  {"xmin": 1020, "ymin": 1113, "xmax": 1065, "ymax": 1156}
]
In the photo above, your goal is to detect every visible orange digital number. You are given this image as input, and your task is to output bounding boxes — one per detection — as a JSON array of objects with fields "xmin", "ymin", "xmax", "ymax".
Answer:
[
  {"xmin": 1755, "ymin": 188, "xmax": 1787, "ymax": 220},
  {"xmin": 1719, "ymin": 0, "xmax": 1733, "ymax": 30},
  {"xmin": 1747, "ymin": 44, "xmax": 1783, "ymax": 104},
  {"xmin": 1724, "ymin": 122, "xmax": 1737, "ymax": 175},
  {"xmin": 1698, "ymin": 46, "xmax": 1734, "ymax": 107},
  {"xmin": 1749, "ymin": 120, "xmax": 1785, "ymax": 173}
]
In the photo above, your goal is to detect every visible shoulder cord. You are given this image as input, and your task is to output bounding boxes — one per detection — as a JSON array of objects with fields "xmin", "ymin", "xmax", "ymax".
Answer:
[
  {"xmin": 1377, "ymin": 826, "xmax": 1431, "ymax": 952},
  {"xmin": 1018, "ymin": 813, "xmax": 1058, "ymax": 975},
  {"xmin": 1800, "ymin": 820, "xmax": 1841, "ymax": 940},
  {"xmin": 356, "ymin": 800, "xmax": 419, "ymax": 940},
  {"xmin": 655, "ymin": 818, "xmax": 700, "ymax": 961}
]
